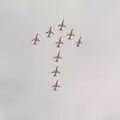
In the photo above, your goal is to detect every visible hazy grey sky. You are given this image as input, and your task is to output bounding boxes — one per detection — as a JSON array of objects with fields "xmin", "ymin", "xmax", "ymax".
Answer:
[{"xmin": 1, "ymin": 0, "xmax": 120, "ymax": 120}]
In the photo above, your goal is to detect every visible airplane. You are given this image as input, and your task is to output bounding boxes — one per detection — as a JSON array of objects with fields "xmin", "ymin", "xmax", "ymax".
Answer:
[
  {"xmin": 51, "ymin": 66, "xmax": 60, "ymax": 77},
  {"xmin": 32, "ymin": 32, "xmax": 40, "ymax": 45},
  {"xmin": 67, "ymin": 29, "xmax": 75, "ymax": 40},
  {"xmin": 58, "ymin": 19, "xmax": 66, "ymax": 31},
  {"xmin": 52, "ymin": 80, "xmax": 61, "ymax": 91},
  {"xmin": 76, "ymin": 36, "xmax": 82, "ymax": 47},
  {"xmin": 53, "ymin": 51, "xmax": 62, "ymax": 62},
  {"xmin": 46, "ymin": 26, "xmax": 54, "ymax": 38},
  {"xmin": 55, "ymin": 36, "xmax": 64, "ymax": 48}
]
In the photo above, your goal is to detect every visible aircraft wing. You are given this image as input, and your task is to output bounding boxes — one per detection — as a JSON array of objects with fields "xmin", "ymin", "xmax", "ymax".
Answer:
[
  {"xmin": 53, "ymin": 56, "xmax": 62, "ymax": 59},
  {"xmin": 51, "ymin": 70, "xmax": 55, "ymax": 73},
  {"xmin": 57, "ymin": 71, "xmax": 60, "ymax": 73}
]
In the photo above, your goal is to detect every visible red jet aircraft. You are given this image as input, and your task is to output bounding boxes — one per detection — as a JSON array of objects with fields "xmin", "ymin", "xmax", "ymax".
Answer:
[
  {"xmin": 52, "ymin": 80, "xmax": 61, "ymax": 91},
  {"xmin": 53, "ymin": 51, "xmax": 62, "ymax": 62},
  {"xmin": 55, "ymin": 36, "xmax": 64, "ymax": 48},
  {"xmin": 67, "ymin": 29, "xmax": 75, "ymax": 40},
  {"xmin": 51, "ymin": 66, "xmax": 60, "ymax": 77},
  {"xmin": 76, "ymin": 36, "xmax": 82, "ymax": 47},
  {"xmin": 58, "ymin": 19, "xmax": 66, "ymax": 31},
  {"xmin": 32, "ymin": 32, "xmax": 40, "ymax": 45},
  {"xmin": 46, "ymin": 26, "xmax": 54, "ymax": 38}
]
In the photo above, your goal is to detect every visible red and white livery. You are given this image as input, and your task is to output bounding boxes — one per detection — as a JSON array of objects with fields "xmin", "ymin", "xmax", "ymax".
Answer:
[
  {"xmin": 51, "ymin": 66, "xmax": 60, "ymax": 77},
  {"xmin": 67, "ymin": 29, "xmax": 75, "ymax": 40},
  {"xmin": 76, "ymin": 36, "xmax": 82, "ymax": 47},
  {"xmin": 32, "ymin": 32, "xmax": 40, "ymax": 45},
  {"xmin": 52, "ymin": 80, "xmax": 61, "ymax": 91},
  {"xmin": 53, "ymin": 51, "xmax": 62, "ymax": 62},
  {"xmin": 55, "ymin": 36, "xmax": 64, "ymax": 48}
]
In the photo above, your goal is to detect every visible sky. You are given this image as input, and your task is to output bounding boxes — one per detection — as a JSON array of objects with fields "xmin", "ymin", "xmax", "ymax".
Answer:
[{"xmin": 0, "ymin": 0, "xmax": 120, "ymax": 120}]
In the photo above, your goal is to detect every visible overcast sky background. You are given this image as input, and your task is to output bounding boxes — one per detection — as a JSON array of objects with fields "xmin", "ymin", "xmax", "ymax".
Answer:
[{"xmin": 0, "ymin": 0, "xmax": 120, "ymax": 120}]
